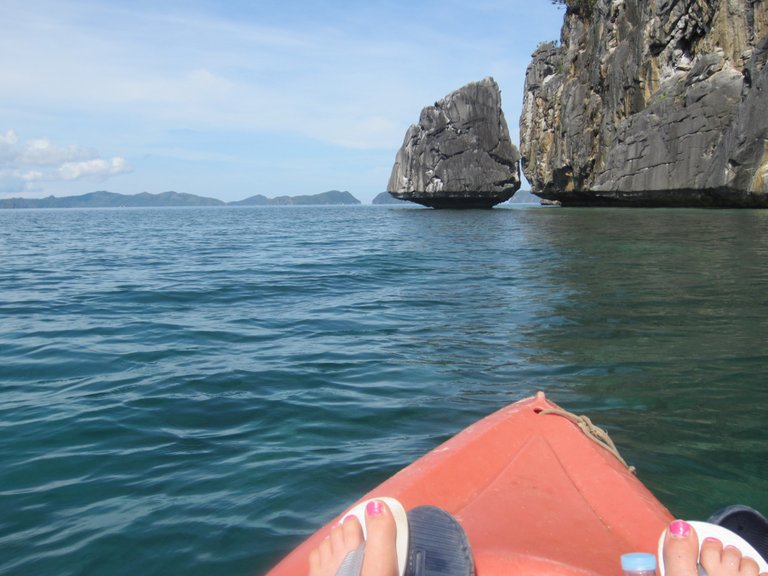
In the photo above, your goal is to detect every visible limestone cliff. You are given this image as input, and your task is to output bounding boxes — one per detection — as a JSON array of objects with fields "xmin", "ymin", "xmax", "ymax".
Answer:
[
  {"xmin": 520, "ymin": 0, "xmax": 768, "ymax": 207},
  {"xmin": 388, "ymin": 77, "xmax": 520, "ymax": 209}
]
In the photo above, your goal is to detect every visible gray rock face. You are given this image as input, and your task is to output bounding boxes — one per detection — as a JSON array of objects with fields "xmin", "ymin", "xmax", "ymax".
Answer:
[
  {"xmin": 520, "ymin": 0, "xmax": 768, "ymax": 207},
  {"xmin": 387, "ymin": 77, "xmax": 521, "ymax": 209}
]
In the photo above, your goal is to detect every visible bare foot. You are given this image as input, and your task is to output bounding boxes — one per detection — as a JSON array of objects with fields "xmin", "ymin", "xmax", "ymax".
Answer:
[
  {"xmin": 663, "ymin": 520, "xmax": 768, "ymax": 576},
  {"xmin": 308, "ymin": 499, "xmax": 399, "ymax": 576},
  {"xmin": 308, "ymin": 514, "xmax": 364, "ymax": 576}
]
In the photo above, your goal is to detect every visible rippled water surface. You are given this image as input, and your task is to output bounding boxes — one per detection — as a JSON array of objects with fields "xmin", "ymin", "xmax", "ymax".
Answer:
[{"xmin": 2, "ymin": 205, "xmax": 767, "ymax": 575}]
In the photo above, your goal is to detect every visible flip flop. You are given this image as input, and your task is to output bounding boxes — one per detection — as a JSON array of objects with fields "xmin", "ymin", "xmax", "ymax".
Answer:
[
  {"xmin": 336, "ymin": 498, "xmax": 474, "ymax": 576},
  {"xmin": 337, "ymin": 497, "xmax": 409, "ymax": 576},
  {"xmin": 405, "ymin": 505, "xmax": 475, "ymax": 576},
  {"xmin": 657, "ymin": 520, "xmax": 768, "ymax": 576}
]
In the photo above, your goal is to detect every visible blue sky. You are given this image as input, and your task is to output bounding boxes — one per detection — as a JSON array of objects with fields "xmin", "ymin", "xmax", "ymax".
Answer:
[{"xmin": 1, "ymin": 0, "xmax": 565, "ymax": 203}]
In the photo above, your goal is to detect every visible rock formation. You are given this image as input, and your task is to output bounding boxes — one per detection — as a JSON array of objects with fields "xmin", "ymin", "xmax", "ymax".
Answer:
[
  {"xmin": 387, "ymin": 77, "xmax": 521, "ymax": 209},
  {"xmin": 520, "ymin": 0, "xmax": 768, "ymax": 207}
]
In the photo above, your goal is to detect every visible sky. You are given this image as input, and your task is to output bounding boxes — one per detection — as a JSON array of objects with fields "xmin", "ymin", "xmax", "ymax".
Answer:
[{"xmin": 1, "ymin": 0, "xmax": 565, "ymax": 204}]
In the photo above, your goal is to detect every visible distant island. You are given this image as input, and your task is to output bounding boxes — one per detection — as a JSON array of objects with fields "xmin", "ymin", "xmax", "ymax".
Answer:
[
  {"xmin": 372, "ymin": 191, "xmax": 408, "ymax": 205},
  {"xmin": 229, "ymin": 190, "xmax": 360, "ymax": 206},
  {"xmin": 0, "ymin": 189, "xmax": 361, "ymax": 209}
]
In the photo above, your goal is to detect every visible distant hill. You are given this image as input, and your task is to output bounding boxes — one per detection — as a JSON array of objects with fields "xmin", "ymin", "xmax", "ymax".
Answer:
[
  {"xmin": 232, "ymin": 190, "xmax": 361, "ymax": 206},
  {"xmin": 291, "ymin": 190, "xmax": 359, "ymax": 205},
  {"xmin": 372, "ymin": 191, "xmax": 411, "ymax": 205},
  {"xmin": 228, "ymin": 194, "xmax": 270, "ymax": 206},
  {"xmin": 0, "ymin": 189, "xmax": 362, "ymax": 209},
  {"xmin": 0, "ymin": 190, "xmax": 224, "ymax": 209}
]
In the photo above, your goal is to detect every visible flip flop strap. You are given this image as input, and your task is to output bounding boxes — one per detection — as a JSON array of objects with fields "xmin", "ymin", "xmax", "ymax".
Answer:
[{"xmin": 335, "ymin": 543, "xmax": 365, "ymax": 576}]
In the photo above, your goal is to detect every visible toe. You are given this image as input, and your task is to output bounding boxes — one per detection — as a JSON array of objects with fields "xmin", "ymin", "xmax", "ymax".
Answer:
[
  {"xmin": 319, "ymin": 536, "xmax": 333, "ymax": 566},
  {"xmin": 309, "ymin": 547, "xmax": 321, "ymax": 575},
  {"xmin": 361, "ymin": 500, "xmax": 399, "ymax": 576},
  {"xmin": 329, "ymin": 524, "xmax": 346, "ymax": 557},
  {"xmin": 740, "ymin": 556, "xmax": 760, "ymax": 576},
  {"xmin": 700, "ymin": 537, "xmax": 724, "ymax": 573},
  {"xmin": 663, "ymin": 520, "xmax": 700, "ymax": 576},
  {"xmin": 341, "ymin": 515, "xmax": 364, "ymax": 550},
  {"xmin": 308, "ymin": 536, "xmax": 334, "ymax": 576},
  {"xmin": 721, "ymin": 545, "xmax": 744, "ymax": 574}
]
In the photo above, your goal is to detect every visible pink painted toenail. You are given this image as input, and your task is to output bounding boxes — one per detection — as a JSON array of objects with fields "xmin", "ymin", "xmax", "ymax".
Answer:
[
  {"xmin": 366, "ymin": 500, "xmax": 385, "ymax": 516},
  {"xmin": 669, "ymin": 520, "xmax": 692, "ymax": 538},
  {"xmin": 341, "ymin": 514, "xmax": 355, "ymax": 525},
  {"xmin": 703, "ymin": 537, "xmax": 722, "ymax": 545}
]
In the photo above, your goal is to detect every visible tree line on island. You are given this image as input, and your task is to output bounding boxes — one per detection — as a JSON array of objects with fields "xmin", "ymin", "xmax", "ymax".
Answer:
[{"xmin": 0, "ymin": 190, "xmax": 362, "ymax": 209}]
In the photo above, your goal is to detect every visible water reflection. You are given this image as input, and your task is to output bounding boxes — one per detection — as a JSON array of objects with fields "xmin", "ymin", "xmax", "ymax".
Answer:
[{"xmin": 517, "ymin": 209, "xmax": 768, "ymax": 517}]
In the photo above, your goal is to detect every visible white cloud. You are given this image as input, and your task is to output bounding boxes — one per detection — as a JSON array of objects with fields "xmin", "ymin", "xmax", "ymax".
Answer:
[
  {"xmin": 20, "ymin": 138, "xmax": 94, "ymax": 166},
  {"xmin": 0, "ymin": 130, "xmax": 131, "ymax": 194},
  {"xmin": 58, "ymin": 157, "xmax": 129, "ymax": 181},
  {"xmin": 0, "ymin": 130, "xmax": 18, "ymax": 146},
  {"xmin": 0, "ymin": 130, "xmax": 20, "ymax": 165},
  {"xmin": 21, "ymin": 170, "xmax": 43, "ymax": 182}
]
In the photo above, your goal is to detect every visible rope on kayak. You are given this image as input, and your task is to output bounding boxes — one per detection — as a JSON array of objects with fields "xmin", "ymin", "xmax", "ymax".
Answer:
[{"xmin": 539, "ymin": 408, "xmax": 636, "ymax": 474}]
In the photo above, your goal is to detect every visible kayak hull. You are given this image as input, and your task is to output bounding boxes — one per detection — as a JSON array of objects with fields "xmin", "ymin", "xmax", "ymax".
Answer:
[{"xmin": 267, "ymin": 392, "xmax": 673, "ymax": 575}]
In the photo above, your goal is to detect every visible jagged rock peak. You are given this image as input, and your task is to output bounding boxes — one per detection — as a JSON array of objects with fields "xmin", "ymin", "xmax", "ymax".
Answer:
[
  {"xmin": 387, "ymin": 77, "xmax": 521, "ymax": 209},
  {"xmin": 520, "ymin": 0, "xmax": 768, "ymax": 207}
]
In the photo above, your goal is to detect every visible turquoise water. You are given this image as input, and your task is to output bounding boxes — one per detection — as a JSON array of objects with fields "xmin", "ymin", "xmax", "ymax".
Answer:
[{"xmin": 1, "ymin": 205, "xmax": 767, "ymax": 575}]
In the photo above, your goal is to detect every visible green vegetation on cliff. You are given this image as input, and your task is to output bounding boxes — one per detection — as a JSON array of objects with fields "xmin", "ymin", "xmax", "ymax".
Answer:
[{"xmin": 550, "ymin": 0, "xmax": 597, "ymax": 17}]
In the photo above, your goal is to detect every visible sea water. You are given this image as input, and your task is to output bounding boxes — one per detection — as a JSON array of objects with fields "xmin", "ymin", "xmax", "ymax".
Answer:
[{"xmin": 1, "ymin": 205, "xmax": 767, "ymax": 575}]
